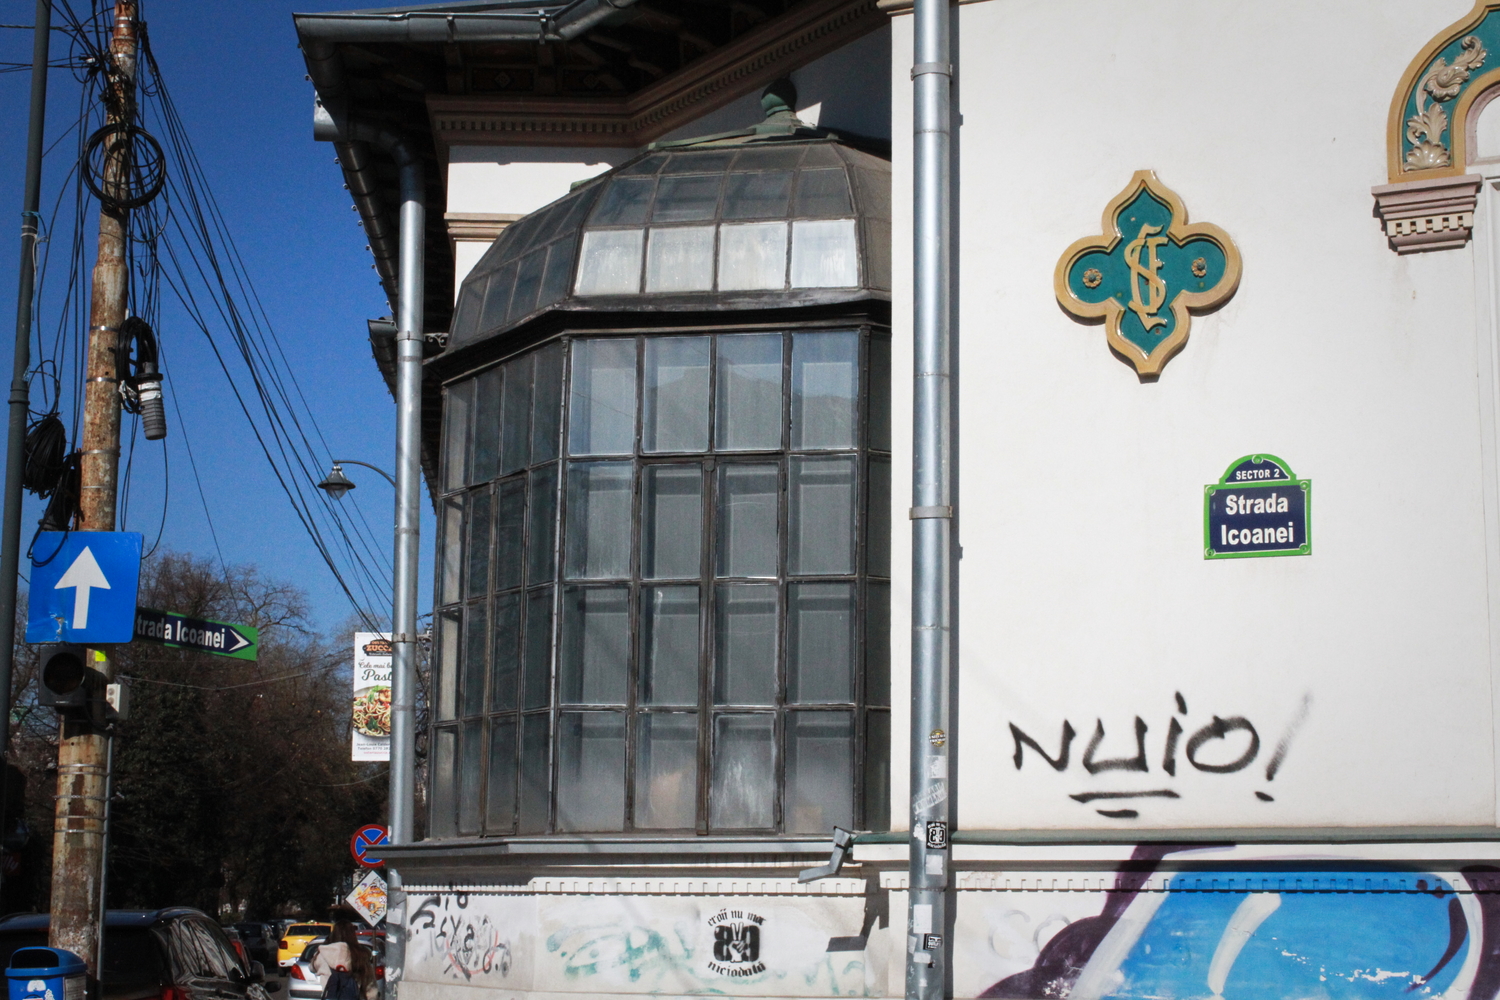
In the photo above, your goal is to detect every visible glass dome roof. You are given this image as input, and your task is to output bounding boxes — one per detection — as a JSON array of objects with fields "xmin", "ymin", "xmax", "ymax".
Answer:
[{"xmin": 447, "ymin": 136, "xmax": 891, "ymax": 353}]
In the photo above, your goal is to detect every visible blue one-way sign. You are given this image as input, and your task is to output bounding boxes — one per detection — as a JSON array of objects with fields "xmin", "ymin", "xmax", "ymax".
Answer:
[{"xmin": 26, "ymin": 532, "xmax": 142, "ymax": 644}]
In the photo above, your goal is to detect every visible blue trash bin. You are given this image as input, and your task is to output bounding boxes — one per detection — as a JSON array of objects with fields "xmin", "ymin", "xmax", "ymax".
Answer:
[{"xmin": 6, "ymin": 947, "xmax": 86, "ymax": 1000}]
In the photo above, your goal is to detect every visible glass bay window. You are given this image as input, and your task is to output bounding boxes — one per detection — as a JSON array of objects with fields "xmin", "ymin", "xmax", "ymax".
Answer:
[{"xmin": 430, "ymin": 327, "xmax": 890, "ymax": 837}]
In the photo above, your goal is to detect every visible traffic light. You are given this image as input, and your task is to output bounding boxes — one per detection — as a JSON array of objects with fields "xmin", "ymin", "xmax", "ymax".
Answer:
[{"xmin": 36, "ymin": 645, "xmax": 122, "ymax": 727}]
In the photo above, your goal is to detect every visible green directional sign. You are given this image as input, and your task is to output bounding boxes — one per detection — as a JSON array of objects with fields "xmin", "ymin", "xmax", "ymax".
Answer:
[{"xmin": 134, "ymin": 607, "xmax": 258, "ymax": 660}]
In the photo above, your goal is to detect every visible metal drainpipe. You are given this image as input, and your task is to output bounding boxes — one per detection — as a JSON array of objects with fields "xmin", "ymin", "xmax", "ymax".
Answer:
[
  {"xmin": 907, "ymin": 0, "xmax": 955, "ymax": 993},
  {"xmin": 310, "ymin": 99, "xmax": 422, "ymax": 991}
]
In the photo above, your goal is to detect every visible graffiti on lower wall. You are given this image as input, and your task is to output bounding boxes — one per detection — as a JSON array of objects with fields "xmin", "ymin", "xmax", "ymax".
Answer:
[
  {"xmin": 408, "ymin": 892, "xmax": 514, "ymax": 982},
  {"xmin": 1007, "ymin": 692, "xmax": 1311, "ymax": 820},
  {"xmin": 972, "ymin": 848, "xmax": 1497, "ymax": 1000}
]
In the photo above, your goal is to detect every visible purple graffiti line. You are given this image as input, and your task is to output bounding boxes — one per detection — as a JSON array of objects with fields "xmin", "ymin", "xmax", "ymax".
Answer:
[{"xmin": 1408, "ymin": 897, "xmax": 1467, "ymax": 992}]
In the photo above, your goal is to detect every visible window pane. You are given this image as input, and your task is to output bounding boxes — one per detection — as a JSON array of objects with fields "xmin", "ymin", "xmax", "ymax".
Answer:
[
  {"xmin": 790, "ymin": 219, "xmax": 858, "ymax": 288},
  {"xmin": 462, "ymin": 601, "xmax": 488, "ymax": 718},
  {"xmin": 532, "ymin": 343, "xmax": 564, "ymax": 463},
  {"xmin": 714, "ymin": 584, "xmax": 776, "ymax": 706},
  {"xmin": 785, "ymin": 711, "xmax": 854, "ymax": 834},
  {"xmin": 636, "ymin": 713, "xmax": 698, "ymax": 829},
  {"xmin": 565, "ymin": 461, "xmax": 634, "ymax": 579},
  {"xmin": 502, "ymin": 354, "xmax": 533, "ymax": 475},
  {"xmin": 471, "ymin": 366, "xmax": 502, "ymax": 484},
  {"xmin": 480, "ymin": 261, "xmax": 517, "ymax": 329},
  {"xmin": 490, "ymin": 592, "xmax": 521, "ymax": 712},
  {"xmin": 568, "ymin": 339, "xmax": 637, "ymax": 456},
  {"xmin": 789, "ymin": 456, "xmax": 855, "ymax": 575},
  {"xmin": 527, "ymin": 464, "xmax": 559, "ymax": 585},
  {"xmin": 523, "ymin": 588, "xmax": 553, "ymax": 711},
  {"xmin": 486, "ymin": 717, "xmax": 517, "ymax": 834},
  {"xmin": 643, "ymin": 465, "xmax": 702, "ymax": 580},
  {"xmin": 869, "ymin": 336, "xmax": 891, "ymax": 452},
  {"xmin": 443, "ymin": 379, "xmax": 473, "ymax": 492},
  {"xmin": 576, "ymin": 230, "xmax": 643, "ymax": 295},
  {"xmin": 717, "ymin": 464, "xmax": 778, "ymax": 578},
  {"xmin": 466, "ymin": 490, "xmax": 492, "ymax": 599},
  {"xmin": 643, "ymin": 338, "xmax": 710, "ymax": 453},
  {"xmin": 794, "ymin": 168, "xmax": 852, "ymax": 217},
  {"xmin": 560, "ymin": 586, "xmax": 629, "ymax": 705},
  {"xmin": 722, "ymin": 170, "xmax": 793, "ymax": 220},
  {"xmin": 866, "ymin": 581, "xmax": 890, "ymax": 708},
  {"xmin": 663, "ymin": 150, "xmax": 733, "ymax": 174},
  {"xmin": 458, "ymin": 720, "xmax": 484, "ymax": 835},
  {"xmin": 715, "ymin": 334, "xmax": 782, "ymax": 451},
  {"xmin": 439, "ymin": 497, "xmax": 462, "ymax": 606},
  {"xmin": 867, "ymin": 458, "xmax": 891, "ymax": 578},
  {"xmin": 645, "ymin": 227, "xmax": 715, "ymax": 292},
  {"xmin": 436, "ymin": 609, "xmax": 459, "ymax": 721},
  {"xmin": 511, "ymin": 247, "xmax": 547, "ymax": 321},
  {"xmin": 718, "ymin": 222, "xmax": 787, "ymax": 291},
  {"xmin": 641, "ymin": 586, "xmax": 699, "ymax": 706},
  {"xmin": 519, "ymin": 713, "xmax": 550, "ymax": 834},
  {"xmin": 556, "ymin": 712, "xmax": 626, "ymax": 832},
  {"xmin": 791, "ymin": 331, "xmax": 858, "ymax": 449},
  {"xmin": 865, "ymin": 710, "xmax": 891, "ymax": 831},
  {"xmin": 539, "ymin": 235, "xmax": 576, "ymax": 309},
  {"xmin": 430, "ymin": 726, "xmax": 457, "ymax": 838},
  {"xmin": 487, "ymin": 479, "xmax": 523, "ymax": 595},
  {"xmin": 590, "ymin": 176, "xmax": 655, "ymax": 226},
  {"xmin": 710, "ymin": 714, "xmax": 774, "ymax": 829},
  {"xmin": 788, "ymin": 582, "xmax": 854, "ymax": 704},
  {"xmin": 453, "ymin": 279, "xmax": 483, "ymax": 338},
  {"xmin": 653, "ymin": 174, "xmax": 722, "ymax": 223}
]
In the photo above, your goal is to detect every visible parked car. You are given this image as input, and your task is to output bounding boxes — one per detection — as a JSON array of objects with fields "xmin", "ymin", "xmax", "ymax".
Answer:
[
  {"xmin": 277, "ymin": 922, "xmax": 332, "ymax": 968},
  {"xmin": 288, "ymin": 934, "xmax": 384, "ymax": 1000},
  {"xmin": 222, "ymin": 925, "xmax": 251, "ymax": 966},
  {"xmin": 0, "ymin": 908, "xmax": 280, "ymax": 1000},
  {"xmin": 232, "ymin": 921, "xmax": 276, "ymax": 967}
]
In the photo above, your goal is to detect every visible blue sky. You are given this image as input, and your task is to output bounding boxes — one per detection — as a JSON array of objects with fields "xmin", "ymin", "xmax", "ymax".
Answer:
[{"xmin": 0, "ymin": 0, "xmax": 434, "ymax": 636}]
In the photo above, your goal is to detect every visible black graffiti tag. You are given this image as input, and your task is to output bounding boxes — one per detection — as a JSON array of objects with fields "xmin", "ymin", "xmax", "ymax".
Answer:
[{"xmin": 1183, "ymin": 715, "xmax": 1259, "ymax": 773}]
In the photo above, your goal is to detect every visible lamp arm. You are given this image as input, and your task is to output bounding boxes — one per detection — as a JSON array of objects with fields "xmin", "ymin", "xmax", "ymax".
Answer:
[{"xmin": 332, "ymin": 458, "xmax": 398, "ymax": 488}]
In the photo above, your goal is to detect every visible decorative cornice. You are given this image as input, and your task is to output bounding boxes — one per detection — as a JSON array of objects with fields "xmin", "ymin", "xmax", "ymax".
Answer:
[
  {"xmin": 445, "ymin": 212, "xmax": 523, "ymax": 242},
  {"xmin": 427, "ymin": 0, "xmax": 885, "ymax": 148},
  {"xmin": 875, "ymin": 0, "xmax": 990, "ymax": 17},
  {"xmin": 1371, "ymin": 173, "xmax": 1482, "ymax": 253}
]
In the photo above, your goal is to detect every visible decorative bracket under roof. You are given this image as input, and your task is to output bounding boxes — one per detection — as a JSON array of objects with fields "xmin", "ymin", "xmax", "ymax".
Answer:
[{"xmin": 1375, "ymin": 1, "xmax": 1500, "ymax": 253}]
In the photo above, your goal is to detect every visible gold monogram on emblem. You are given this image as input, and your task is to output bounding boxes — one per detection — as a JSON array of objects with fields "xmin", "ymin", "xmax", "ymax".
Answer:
[{"xmin": 1124, "ymin": 223, "xmax": 1169, "ymax": 332}]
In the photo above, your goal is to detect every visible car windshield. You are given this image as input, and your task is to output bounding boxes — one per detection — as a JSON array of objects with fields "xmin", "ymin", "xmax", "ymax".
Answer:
[
  {"xmin": 299, "ymin": 939, "xmax": 326, "ymax": 962},
  {"xmin": 287, "ymin": 925, "xmax": 325, "ymax": 935}
]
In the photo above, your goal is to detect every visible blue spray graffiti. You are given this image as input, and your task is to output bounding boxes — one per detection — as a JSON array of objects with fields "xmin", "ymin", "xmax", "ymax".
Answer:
[{"xmin": 982, "ymin": 849, "xmax": 1495, "ymax": 1000}]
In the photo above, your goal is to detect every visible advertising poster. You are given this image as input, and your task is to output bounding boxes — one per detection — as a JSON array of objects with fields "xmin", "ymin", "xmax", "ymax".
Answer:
[{"xmin": 352, "ymin": 633, "xmax": 392, "ymax": 761}]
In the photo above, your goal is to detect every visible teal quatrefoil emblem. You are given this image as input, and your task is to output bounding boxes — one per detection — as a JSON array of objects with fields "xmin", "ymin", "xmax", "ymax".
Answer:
[{"xmin": 1055, "ymin": 171, "xmax": 1242, "ymax": 378}]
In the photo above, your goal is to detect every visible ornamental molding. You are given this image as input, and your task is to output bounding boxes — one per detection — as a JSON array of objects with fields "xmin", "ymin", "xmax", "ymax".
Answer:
[
  {"xmin": 427, "ymin": 0, "xmax": 884, "ymax": 149},
  {"xmin": 1377, "ymin": 2, "xmax": 1500, "ymax": 252},
  {"xmin": 1370, "ymin": 173, "xmax": 1482, "ymax": 254},
  {"xmin": 444, "ymin": 212, "xmax": 523, "ymax": 243}
]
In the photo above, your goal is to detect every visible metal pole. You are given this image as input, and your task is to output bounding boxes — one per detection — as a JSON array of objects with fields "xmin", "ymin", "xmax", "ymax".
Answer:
[
  {"xmin": 0, "ymin": 0, "xmax": 54, "ymax": 758},
  {"xmin": 386, "ymin": 146, "xmax": 424, "ymax": 995},
  {"xmin": 52, "ymin": 0, "xmax": 135, "ymax": 972},
  {"xmin": 95, "ymin": 731, "xmax": 114, "ymax": 971},
  {"xmin": 906, "ymin": 0, "xmax": 954, "ymax": 992}
]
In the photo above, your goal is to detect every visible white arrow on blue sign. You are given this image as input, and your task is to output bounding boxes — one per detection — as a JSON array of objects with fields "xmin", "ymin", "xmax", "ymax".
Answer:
[{"xmin": 26, "ymin": 532, "xmax": 142, "ymax": 644}]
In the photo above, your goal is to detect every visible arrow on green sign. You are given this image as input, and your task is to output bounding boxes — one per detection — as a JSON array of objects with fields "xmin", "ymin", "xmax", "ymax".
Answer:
[{"xmin": 134, "ymin": 607, "xmax": 258, "ymax": 661}]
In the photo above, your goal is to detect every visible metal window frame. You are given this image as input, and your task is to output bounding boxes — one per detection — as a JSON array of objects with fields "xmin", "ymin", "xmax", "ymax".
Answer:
[{"xmin": 430, "ymin": 319, "xmax": 891, "ymax": 841}]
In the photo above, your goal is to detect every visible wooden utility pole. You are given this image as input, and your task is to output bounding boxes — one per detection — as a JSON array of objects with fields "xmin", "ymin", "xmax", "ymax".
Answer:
[{"xmin": 51, "ymin": 0, "xmax": 136, "ymax": 969}]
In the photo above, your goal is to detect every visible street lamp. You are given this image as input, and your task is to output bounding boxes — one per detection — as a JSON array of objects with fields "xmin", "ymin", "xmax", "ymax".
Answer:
[{"xmin": 318, "ymin": 459, "xmax": 397, "ymax": 499}]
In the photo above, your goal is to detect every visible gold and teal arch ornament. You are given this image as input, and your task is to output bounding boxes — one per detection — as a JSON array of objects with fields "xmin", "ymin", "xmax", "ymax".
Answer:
[
  {"xmin": 1054, "ymin": 171, "xmax": 1241, "ymax": 378},
  {"xmin": 1387, "ymin": 1, "xmax": 1500, "ymax": 181}
]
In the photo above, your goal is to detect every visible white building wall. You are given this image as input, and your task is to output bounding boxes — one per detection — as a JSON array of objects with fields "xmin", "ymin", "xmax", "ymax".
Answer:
[{"xmin": 892, "ymin": 0, "xmax": 1500, "ymax": 834}]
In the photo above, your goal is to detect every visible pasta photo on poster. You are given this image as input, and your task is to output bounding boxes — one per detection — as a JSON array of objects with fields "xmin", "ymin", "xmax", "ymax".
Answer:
[{"xmin": 353, "ymin": 632, "xmax": 392, "ymax": 761}]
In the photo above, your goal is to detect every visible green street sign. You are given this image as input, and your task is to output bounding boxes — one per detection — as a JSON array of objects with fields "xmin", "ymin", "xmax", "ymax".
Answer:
[
  {"xmin": 134, "ymin": 607, "xmax": 258, "ymax": 660},
  {"xmin": 1204, "ymin": 454, "xmax": 1311, "ymax": 560}
]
